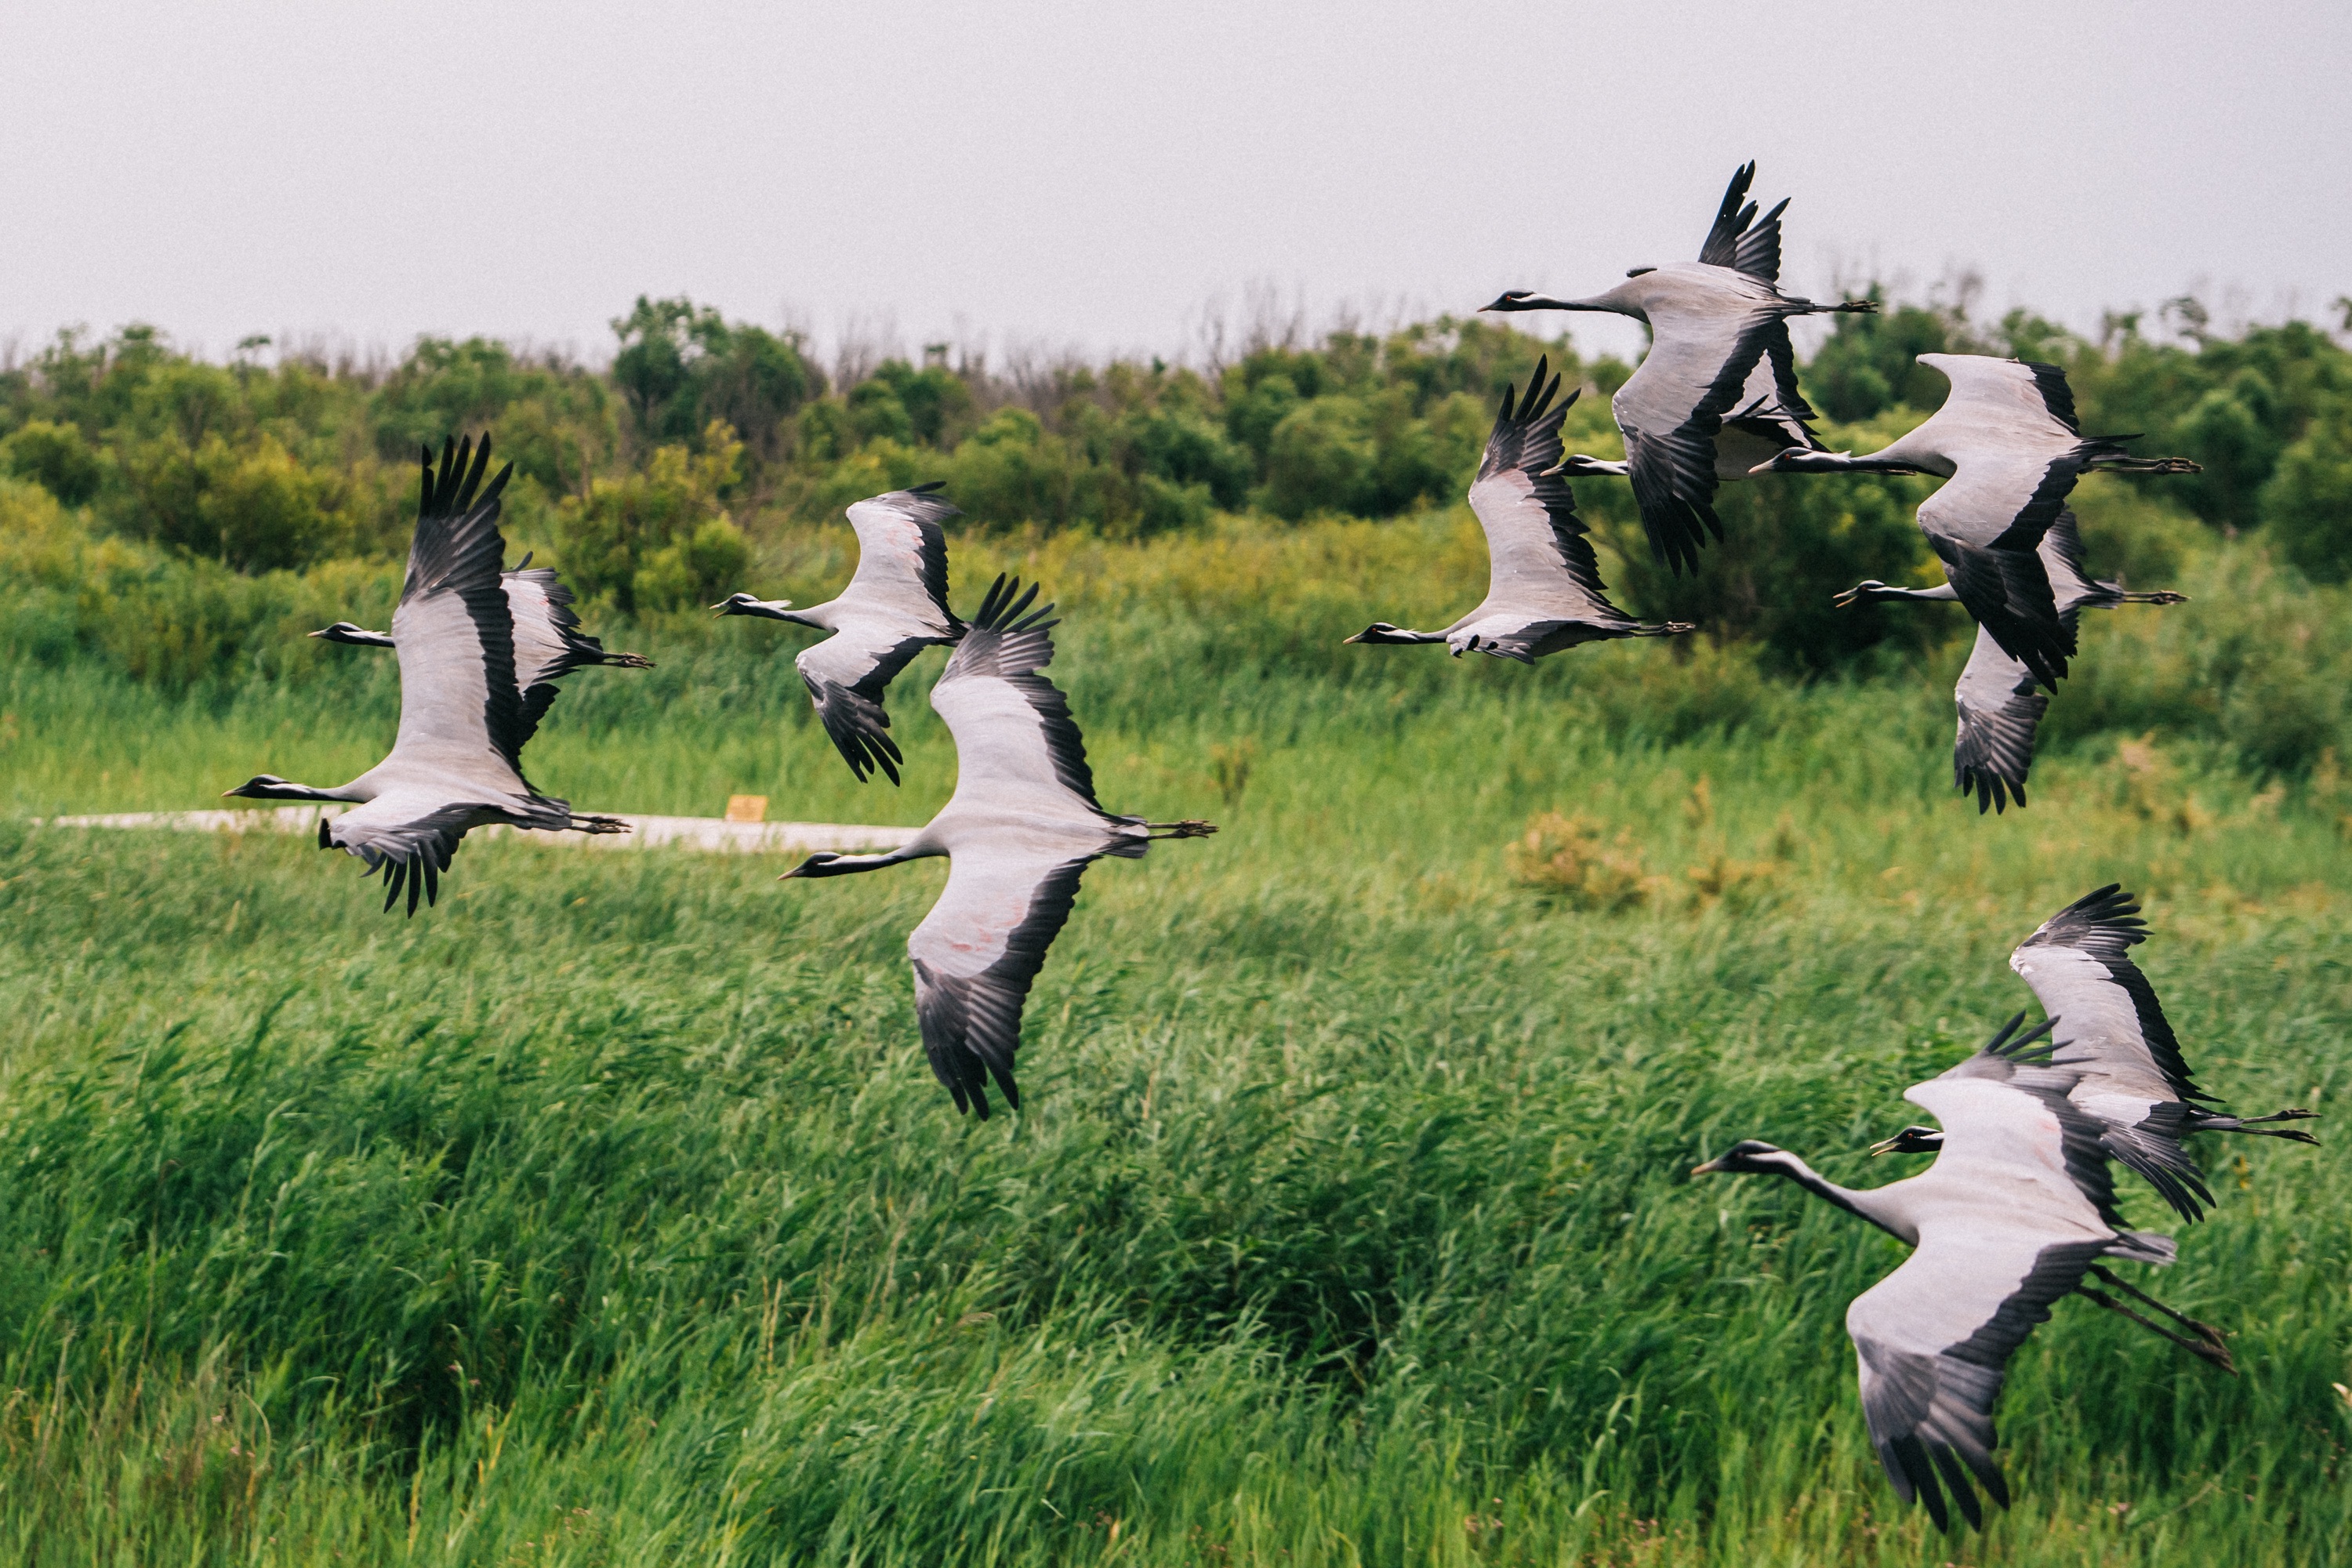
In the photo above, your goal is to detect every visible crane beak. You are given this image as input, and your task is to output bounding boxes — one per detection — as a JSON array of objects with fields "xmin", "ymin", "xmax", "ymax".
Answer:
[
  {"xmin": 1690, "ymin": 1157, "xmax": 1724, "ymax": 1177},
  {"xmin": 1866, "ymin": 1134, "xmax": 1909, "ymax": 1158}
]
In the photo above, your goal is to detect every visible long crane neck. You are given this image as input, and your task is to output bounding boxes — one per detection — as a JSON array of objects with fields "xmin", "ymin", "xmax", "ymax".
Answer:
[
  {"xmin": 781, "ymin": 840, "xmax": 941, "ymax": 878},
  {"xmin": 1755, "ymin": 1151, "xmax": 1917, "ymax": 1244},
  {"xmin": 228, "ymin": 779, "xmax": 370, "ymax": 804},
  {"xmin": 1853, "ymin": 583, "xmax": 1959, "ymax": 604}
]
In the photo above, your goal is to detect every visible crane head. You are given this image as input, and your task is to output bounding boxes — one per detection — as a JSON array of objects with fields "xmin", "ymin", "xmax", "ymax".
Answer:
[
  {"xmin": 310, "ymin": 622, "xmax": 395, "ymax": 647},
  {"xmin": 223, "ymin": 775, "xmax": 296, "ymax": 800},
  {"xmin": 713, "ymin": 593, "xmax": 793, "ymax": 619},
  {"xmin": 1832, "ymin": 580, "xmax": 1893, "ymax": 608},
  {"xmin": 1868, "ymin": 1125, "xmax": 1945, "ymax": 1158},
  {"xmin": 1691, "ymin": 1139, "xmax": 1785, "ymax": 1177},
  {"xmin": 780, "ymin": 852, "xmax": 840, "ymax": 879}
]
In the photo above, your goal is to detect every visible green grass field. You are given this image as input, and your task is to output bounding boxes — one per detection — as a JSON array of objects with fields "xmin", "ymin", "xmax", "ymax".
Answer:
[{"xmin": 2, "ymin": 518, "xmax": 2349, "ymax": 1565}]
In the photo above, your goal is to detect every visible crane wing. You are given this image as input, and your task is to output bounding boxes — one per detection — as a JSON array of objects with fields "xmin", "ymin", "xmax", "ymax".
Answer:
[
  {"xmin": 1694, "ymin": 162, "xmax": 1786, "ymax": 283},
  {"xmin": 844, "ymin": 484, "xmax": 964, "ymax": 633},
  {"xmin": 1951, "ymin": 628, "xmax": 2046, "ymax": 815},
  {"xmin": 320, "ymin": 796, "xmax": 492, "ymax": 917},
  {"xmin": 2011, "ymin": 886, "xmax": 2204, "ymax": 1105},
  {"xmin": 796, "ymin": 622, "xmax": 939, "ymax": 786},
  {"xmin": 1853, "ymin": 1041, "xmax": 2158, "ymax": 1533},
  {"xmin": 505, "ymin": 568, "xmax": 586, "ymax": 692},
  {"xmin": 1847, "ymin": 1226, "xmax": 2109, "ymax": 1534},
  {"xmin": 505, "ymin": 564, "xmax": 644, "ymax": 684},
  {"xmin": 1916, "ymin": 457, "xmax": 2077, "ymax": 691},
  {"xmin": 2008, "ymin": 888, "xmax": 2218, "ymax": 1218},
  {"xmin": 503, "ymin": 564, "xmax": 649, "ymax": 746},
  {"xmin": 387, "ymin": 438, "xmax": 532, "ymax": 789},
  {"xmin": 1925, "ymin": 355, "xmax": 2081, "ymax": 437},
  {"xmin": 909, "ymin": 844, "xmax": 1095, "ymax": 1117},
  {"xmin": 2037, "ymin": 508, "xmax": 2119, "ymax": 617},
  {"xmin": 1467, "ymin": 359, "xmax": 1629, "ymax": 627},
  {"xmin": 1615, "ymin": 299, "xmax": 1791, "ymax": 574},
  {"xmin": 930, "ymin": 577, "xmax": 1124, "ymax": 822}
]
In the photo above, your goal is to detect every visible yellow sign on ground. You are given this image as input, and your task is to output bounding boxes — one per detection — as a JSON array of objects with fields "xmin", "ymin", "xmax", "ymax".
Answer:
[{"xmin": 724, "ymin": 795, "xmax": 768, "ymax": 823}]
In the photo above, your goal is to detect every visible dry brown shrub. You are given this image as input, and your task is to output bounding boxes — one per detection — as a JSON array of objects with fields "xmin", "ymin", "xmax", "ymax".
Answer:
[{"xmin": 1507, "ymin": 811, "xmax": 1660, "ymax": 910}]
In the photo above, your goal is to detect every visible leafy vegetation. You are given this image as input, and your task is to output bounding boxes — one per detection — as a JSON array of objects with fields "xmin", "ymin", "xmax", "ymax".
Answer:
[
  {"xmin": 5, "ymin": 289, "xmax": 2350, "ymax": 685},
  {"xmin": 3, "ymin": 294, "xmax": 2350, "ymax": 1561}
]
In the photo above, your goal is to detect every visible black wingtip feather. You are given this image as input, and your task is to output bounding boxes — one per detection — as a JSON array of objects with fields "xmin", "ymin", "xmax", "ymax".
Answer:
[{"xmin": 968, "ymin": 574, "xmax": 1057, "ymax": 637}]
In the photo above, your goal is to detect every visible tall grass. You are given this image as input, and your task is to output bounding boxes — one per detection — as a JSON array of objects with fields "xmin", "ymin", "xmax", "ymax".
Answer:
[{"xmin": 3, "ymin": 515, "xmax": 2350, "ymax": 1563}]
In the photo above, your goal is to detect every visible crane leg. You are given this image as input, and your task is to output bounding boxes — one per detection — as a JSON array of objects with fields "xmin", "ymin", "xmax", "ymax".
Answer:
[
  {"xmin": 2078, "ymin": 1265, "xmax": 2235, "ymax": 1374},
  {"xmin": 2222, "ymin": 1107, "xmax": 2320, "ymax": 1144}
]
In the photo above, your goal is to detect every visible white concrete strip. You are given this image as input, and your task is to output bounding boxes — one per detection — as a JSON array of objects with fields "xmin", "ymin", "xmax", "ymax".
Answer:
[{"xmin": 39, "ymin": 808, "xmax": 919, "ymax": 854}]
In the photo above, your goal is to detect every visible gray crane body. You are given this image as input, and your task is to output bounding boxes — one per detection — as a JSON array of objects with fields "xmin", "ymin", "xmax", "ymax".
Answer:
[
  {"xmin": 781, "ymin": 576, "xmax": 1212, "ymax": 1116},
  {"xmin": 1348, "ymin": 358, "xmax": 1689, "ymax": 660},
  {"xmin": 715, "ymin": 485, "xmax": 964, "ymax": 785},
  {"xmin": 1762, "ymin": 354, "xmax": 2198, "ymax": 691},
  {"xmin": 228, "ymin": 437, "xmax": 622, "ymax": 914},
  {"xmin": 1838, "ymin": 510, "xmax": 2187, "ymax": 811},
  {"xmin": 1697, "ymin": 1015, "xmax": 2177, "ymax": 1534}
]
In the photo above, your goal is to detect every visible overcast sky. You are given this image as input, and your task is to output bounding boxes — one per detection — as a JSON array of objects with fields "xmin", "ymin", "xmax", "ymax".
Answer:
[{"xmin": 4, "ymin": 1, "xmax": 2346, "ymax": 372}]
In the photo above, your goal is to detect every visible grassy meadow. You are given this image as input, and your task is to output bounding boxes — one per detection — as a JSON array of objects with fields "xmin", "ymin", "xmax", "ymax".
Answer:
[{"xmin": 3, "ymin": 504, "xmax": 2350, "ymax": 1565}]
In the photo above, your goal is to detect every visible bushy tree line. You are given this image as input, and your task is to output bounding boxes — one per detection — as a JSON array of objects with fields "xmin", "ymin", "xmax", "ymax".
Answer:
[{"xmin": 4, "ymin": 291, "xmax": 2348, "ymax": 670}]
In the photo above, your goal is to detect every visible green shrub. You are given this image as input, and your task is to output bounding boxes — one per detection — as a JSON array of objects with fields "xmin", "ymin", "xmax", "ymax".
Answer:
[
  {"xmin": 1261, "ymin": 397, "xmax": 1374, "ymax": 520},
  {"xmin": 0, "ymin": 419, "xmax": 102, "ymax": 505},
  {"xmin": 372, "ymin": 338, "xmax": 618, "ymax": 495},
  {"xmin": 554, "ymin": 423, "xmax": 743, "ymax": 612},
  {"xmin": 2176, "ymin": 373, "xmax": 2285, "ymax": 530},
  {"xmin": 113, "ymin": 430, "xmax": 349, "ymax": 573},
  {"xmin": 1135, "ymin": 476, "xmax": 1214, "ymax": 535},
  {"xmin": 1118, "ymin": 407, "xmax": 1251, "ymax": 508},
  {"xmin": 611, "ymin": 297, "xmax": 819, "ymax": 463},
  {"xmin": 2262, "ymin": 400, "xmax": 2352, "ymax": 583}
]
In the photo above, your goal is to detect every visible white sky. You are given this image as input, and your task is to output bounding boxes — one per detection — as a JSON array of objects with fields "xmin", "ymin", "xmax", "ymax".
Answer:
[{"xmin": 3, "ymin": 1, "xmax": 2345, "ymax": 373}]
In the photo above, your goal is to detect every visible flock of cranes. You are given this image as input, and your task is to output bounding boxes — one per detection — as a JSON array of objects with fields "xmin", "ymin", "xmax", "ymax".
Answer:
[
  {"xmin": 1697, "ymin": 886, "xmax": 2314, "ymax": 1530},
  {"xmin": 1481, "ymin": 164, "xmax": 2200, "ymax": 813},
  {"xmin": 217, "ymin": 163, "xmax": 2310, "ymax": 1536},
  {"xmin": 234, "ymin": 447, "xmax": 1214, "ymax": 1112}
]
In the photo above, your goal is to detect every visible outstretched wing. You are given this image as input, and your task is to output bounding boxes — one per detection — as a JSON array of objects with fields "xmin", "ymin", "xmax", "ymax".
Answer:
[
  {"xmin": 2012, "ymin": 886, "xmax": 2205, "ymax": 1103},
  {"xmin": 1695, "ymin": 162, "xmax": 1787, "ymax": 283},
  {"xmin": 1853, "ymin": 1055, "xmax": 2141, "ymax": 1534},
  {"xmin": 321, "ymin": 796, "xmax": 488, "ymax": 918},
  {"xmin": 796, "ymin": 625, "xmax": 938, "ymax": 786},
  {"xmin": 387, "ymin": 437, "xmax": 531, "ymax": 788},
  {"xmin": 2012, "ymin": 886, "xmax": 2216, "ymax": 1220},
  {"xmin": 844, "ymin": 484, "xmax": 964, "ymax": 633},
  {"xmin": 1468, "ymin": 358, "xmax": 1635, "ymax": 627},
  {"xmin": 1951, "ymin": 629, "xmax": 2047, "ymax": 814},
  {"xmin": 502, "ymin": 564, "xmax": 648, "ymax": 747},
  {"xmin": 505, "ymin": 564, "xmax": 645, "ymax": 681},
  {"xmin": 1922, "ymin": 355, "xmax": 2082, "ymax": 438},
  {"xmin": 1848, "ymin": 1230, "xmax": 2108, "ymax": 1534},
  {"xmin": 931, "ymin": 576, "xmax": 1123, "ymax": 822},
  {"xmin": 1617, "ymin": 302, "xmax": 1792, "ymax": 574},
  {"xmin": 2038, "ymin": 509, "xmax": 2103, "ymax": 615},
  {"xmin": 908, "ymin": 845, "xmax": 1094, "ymax": 1117},
  {"xmin": 1922, "ymin": 505, "xmax": 2074, "ymax": 692}
]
